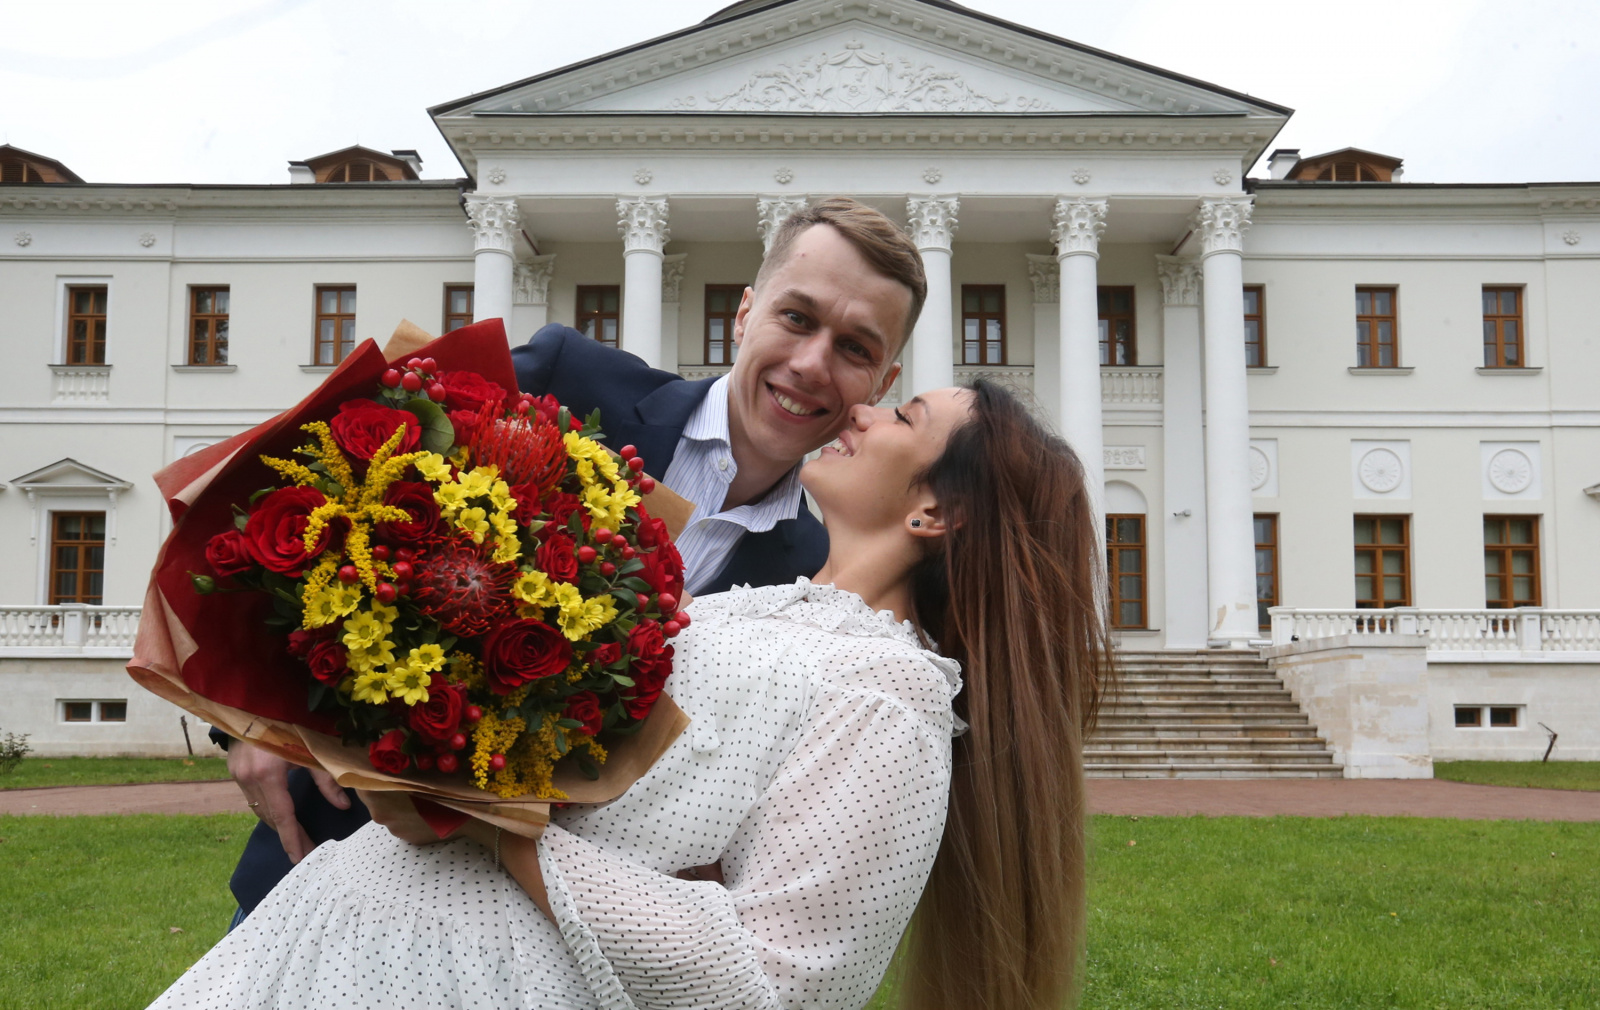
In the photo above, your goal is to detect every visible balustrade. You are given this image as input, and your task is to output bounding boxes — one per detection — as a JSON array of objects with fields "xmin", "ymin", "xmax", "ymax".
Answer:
[
  {"xmin": 1269, "ymin": 606, "xmax": 1600, "ymax": 657},
  {"xmin": 0, "ymin": 605, "xmax": 141, "ymax": 655}
]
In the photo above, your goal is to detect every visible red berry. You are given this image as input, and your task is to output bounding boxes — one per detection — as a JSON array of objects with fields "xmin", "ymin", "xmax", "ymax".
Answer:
[
  {"xmin": 406, "ymin": 357, "xmax": 424, "ymax": 370},
  {"xmin": 627, "ymin": 456, "xmax": 645, "ymax": 473},
  {"xmin": 381, "ymin": 368, "xmax": 402, "ymax": 388},
  {"xmin": 657, "ymin": 593, "xmax": 677, "ymax": 612},
  {"xmin": 435, "ymin": 752, "xmax": 459, "ymax": 774},
  {"xmin": 395, "ymin": 581, "xmax": 411, "ymax": 597},
  {"xmin": 515, "ymin": 400, "xmax": 530, "ymax": 415},
  {"xmin": 374, "ymin": 582, "xmax": 398, "ymax": 604},
  {"xmin": 599, "ymin": 561, "xmax": 617, "ymax": 577},
  {"xmin": 420, "ymin": 357, "xmax": 437, "ymax": 374},
  {"xmin": 465, "ymin": 706, "xmax": 483, "ymax": 723},
  {"xmin": 414, "ymin": 752, "xmax": 435, "ymax": 771},
  {"xmin": 337, "ymin": 565, "xmax": 360, "ymax": 584},
  {"xmin": 676, "ymin": 611, "xmax": 691, "ymax": 628},
  {"xmin": 664, "ymin": 620, "xmax": 681, "ymax": 637},
  {"xmin": 636, "ymin": 593, "xmax": 651, "ymax": 610},
  {"xmin": 594, "ymin": 528, "xmax": 613, "ymax": 543},
  {"xmin": 577, "ymin": 545, "xmax": 597, "ymax": 564},
  {"xmin": 370, "ymin": 544, "xmax": 391, "ymax": 562},
  {"xmin": 621, "ymin": 545, "xmax": 636, "ymax": 559},
  {"xmin": 401, "ymin": 371, "xmax": 423, "ymax": 393},
  {"xmin": 638, "ymin": 476, "xmax": 656, "ymax": 493},
  {"xmin": 489, "ymin": 754, "xmax": 506, "ymax": 772},
  {"xmin": 391, "ymin": 561, "xmax": 414, "ymax": 581},
  {"xmin": 448, "ymin": 732, "xmax": 467, "ymax": 751},
  {"xmin": 396, "ymin": 548, "xmax": 416, "ymax": 564},
  {"xmin": 427, "ymin": 382, "xmax": 446, "ymax": 402},
  {"xmin": 619, "ymin": 444, "xmax": 637, "ymax": 460}
]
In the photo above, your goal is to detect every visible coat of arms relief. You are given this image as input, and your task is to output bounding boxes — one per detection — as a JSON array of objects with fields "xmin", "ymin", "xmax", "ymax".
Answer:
[{"xmin": 668, "ymin": 41, "xmax": 1054, "ymax": 113}]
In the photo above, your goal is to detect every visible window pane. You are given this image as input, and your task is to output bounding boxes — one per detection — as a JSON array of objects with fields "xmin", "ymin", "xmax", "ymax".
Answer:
[
  {"xmin": 1243, "ymin": 288, "xmax": 1259, "ymax": 314},
  {"xmin": 1501, "ymin": 290, "xmax": 1519, "ymax": 314},
  {"xmin": 341, "ymin": 290, "xmax": 357, "ymax": 313},
  {"xmin": 1374, "ymin": 291, "xmax": 1392, "ymax": 314},
  {"xmin": 1383, "ymin": 576, "xmax": 1405, "ymax": 600},
  {"xmin": 603, "ymin": 290, "xmax": 619, "ymax": 312},
  {"xmin": 216, "ymin": 289, "xmax": 229, "ymax": 313},
  {"xmin": 1482, "ymin": 290, "xmax": 1497, "ymax": 315},
  {"xmin": 1486, "ymin": 575, "xmax": 1502, "ymax": 600},
  {"xmin": 64, "ymin": 702, "xmax": 93, "ymax": 722},
  {"xmin": 1354, "ymin": 518, "xmax": 1375, "ymax": 544},
  {"xmin": 1380, "ymin": 519, "xmax": 1404, "ymax": 544},
  {"xmin": 1484, "ymin": 552, "xmax": 1503, "ymax": 574},
  {"xmin": 1455, "ymin": 706, "xmax": 1481, "ymax": 727},
  {"xmin": 1382, "ymin": 552, "xmax": 1404, "ymax": 574},
  {"xmin": 341, "ymin": 319, "xmax": 355, "ymax": 349},
  {"xmin": 194, "ymin": 289, "xmax": 212, "ymax": 314},
  {"xmin": 963, "ymin": 291, "xmax": 979, "ymax": 312},
  {"xmin": 603, "ymin": 320, "xmax": 618, "ymax": 344},
  {"xmin": 1509, "ymin": 519, "xmax": 1534, "ymax": 544},
  {"xmin": 321, "ymin": 289, "xmax": 339, "ymax": 313},
  {"xmin": 99, "ymin": 701, "xmax": 127, "ymax": 722},
  {"xmin": 1378, "ymin": 345, "xmax": 1394, "ymax": 367},
  {"xmin": 1489, "ymin": 707, "xmax": 1517, "ymax": 727},
  {"xmin": 1119, "ymin": 549, "xmax": 1142, "ymax": 574},
  {"xmin": 214, "ymin": 321, "xmax": 228, "ymax": 364},
  {"xmin": 1118, "ymin": 574, "xmax": 1142, "ymax": 599},
  {"xmin": 1356, "ymin": 291, "xmax": 1372, "ymax": 314},
  {"xmin": 1512, "ymin": 576, "xmax": 1535, "ymax": 599},
  {"xmin": 1355, "ymin": 574, "xmax": 1374, "ymax": 599},
  {"xmin": 1115, "ymin": 518, "xmax": 1141, "ymax": 543},
  {"xmin": 1483, "ymin": 518, "xmax": 1503, "ymax": 544},
  {"xmin": 1119, "ymin": 601, "xmax": 1142, "ymax": 627}
]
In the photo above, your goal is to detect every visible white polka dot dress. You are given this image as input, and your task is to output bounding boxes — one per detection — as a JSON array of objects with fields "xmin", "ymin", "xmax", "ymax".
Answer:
[{"xmin": 149, "ymin": 580, "xmax": 960, "ymax": 1010}]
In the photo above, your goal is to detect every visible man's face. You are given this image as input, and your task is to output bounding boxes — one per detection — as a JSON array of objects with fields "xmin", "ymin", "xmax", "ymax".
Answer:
[{"xmin": 727, "ymin": 224, "xmax": 908, "ymax": 472}]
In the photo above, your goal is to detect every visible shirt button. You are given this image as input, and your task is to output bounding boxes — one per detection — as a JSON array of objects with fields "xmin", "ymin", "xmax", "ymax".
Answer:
[{"xmin": 717, "ymin": 457, "xmax": 729, "ymax": 471}]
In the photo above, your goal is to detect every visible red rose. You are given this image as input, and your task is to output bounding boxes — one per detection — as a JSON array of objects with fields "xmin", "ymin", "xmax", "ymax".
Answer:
[
  {"xmin": 537, "ymin": 532, "xmax": 579, "ymax": 583},
  {"xmin": 286, "ymin": 625, "xmax": 336, "ymax": 658},
  {"xmin": 481, "ymin": 619, "xmax": 573, "ymax": 695},
  {"xmin": 635, "ymin": 515, "xmax": 670, "ymax": 550},
  {"xmin": 407, "ymin": 676, "xmax": 465, "ymax": 745},
  {"xmin": 448, "ymin": 408, "xmax": 485, "ymax": 447},
  {"xmin": 378, "ymin": 481, "xmax": 446, "ymax": 545},
  {"xmin": 369, "ymin": 729, "xmax": 410, "ymax": 775},
  {"xmin": 330, "ymin": 399, "xmax": 421, "ymax": 460},
  {"xmin": 204, "ymin": 528, "xmax": 257, "ymax": 577},
  {"xmin": 588, "ymin": 642, "xmax": 621, "ymax": 668},
  {"xmin": 433, "ymin": 370, "xmax": 507, "ymax": 416},
  {"xmin": 506, "ymin": 482, "xmax": 543, "ymax": 528},
  {"xmin": 639, "ymin": 541, "xmax": 686, "ymax": 602},
  {"xmin": 622, "ymin": 621, "xmax": 673, "ymax": 720},
  {"xmin": 244, "ymin": 486, "xmax": 335, "ymax": 576},
  {"xmin": 544, "ymin": 491, "xmax": 587, "ymax": 533},
  {"xmin": 305, "ymin": 640, "xmax": 350, "ymax": 685},
  {"xmin": 563, "ymin": 691, "xmax": 604, "ymax": 736}
]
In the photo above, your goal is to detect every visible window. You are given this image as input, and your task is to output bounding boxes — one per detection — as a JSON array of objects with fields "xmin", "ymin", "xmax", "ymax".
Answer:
[
  {"xmin": 1484, "ymin": 515, "xmax": 1539, "ymax": 608},
  {"xmin": 2, "ymin": 157, "xmax": 45, "ymax": 183},
  {"xmin": 188, "ymin": 287, "xmax": 230, "ymax": 365},
  {"xmin": 50, "ymin": 512, "xmax": 105, "ymax": 605},
  {"xmin": 1244, "ymin": 285, "xmax": 1267, "ymax": 366},
  {"xmin": 1355, "ymin": 287, "xmax": 1398, "ymax": 367},
  {"xmin": 1255, "ymin": 514, "xmax": 1279, "ymax": 630},
  {"xmin": 313, "ymin": 286, "xmax": 357, "ymax": 365},
  {"xmin": 577, "ymin": 285, "xmax": 621, "ymax": 348},
  {"xmin": 1098, "ymin": 287, "xmax": 1136, "ymax": 366},
  {"xmin": 704, "ymin": 285, "xmax": 744, "ymax": 365},
  {"xmin": 1482, "ymin": 287, "xmax": 1523, "ymax": 368},
  {"xmin": 443, "ymin": 285, "xmax": 474, "ymax": 333},
  {"xmin": 65, "ymin": 285, "xmax": 108, "ymax": 365},
  {"xmin": 1354, "ymin": 515, "xmax": 1409, "ymax": 608},
  {"xmin": 1455, "ymin": 705, "xmax": 1521, "ymax": 729},
  {"xmin": 60, "ymin": 700, "xmax": 126, "ymax": 723},
  {"xmin": 961, "ymin": 285, "xmax": 1006, "ymax": 365},
  {"xmin": 1105, "ymin": 515, "xmax": 1147, "ymax": 629},
  {"xmin": 323, "ymin": 161, "xmax": 391, "ymax": 183}
]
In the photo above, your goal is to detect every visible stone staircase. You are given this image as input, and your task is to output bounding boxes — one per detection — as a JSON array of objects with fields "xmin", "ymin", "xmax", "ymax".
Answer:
[{"xmin": 1086, "ymin": 649, "xmax": 1343, "ymax": 779}]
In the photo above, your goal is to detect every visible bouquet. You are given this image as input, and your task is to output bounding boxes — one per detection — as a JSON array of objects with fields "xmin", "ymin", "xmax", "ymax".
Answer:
[{"xmin": 130, "ymin": 321, "xmax": 690, "ymax": 832}]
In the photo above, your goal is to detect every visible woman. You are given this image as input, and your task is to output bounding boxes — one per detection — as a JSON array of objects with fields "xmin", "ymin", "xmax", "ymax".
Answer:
[{"xmin": 150, "ymin": 381, "xmax": 1110, "ymax": 1010}]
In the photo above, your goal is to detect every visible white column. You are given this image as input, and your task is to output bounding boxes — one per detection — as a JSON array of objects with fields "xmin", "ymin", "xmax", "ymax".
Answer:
[
  {"xmin": 1194, "ymin": 196, "xmax": 1259, "ymax": 647},
  {"xmin": 512, "ymin": 253, "xmax": 556, "ymax": 341},
  {"xmin": 616, "ymin": 196, "xmax": 670, "ymax": 369},
  {"xmin": 907, "ymin": 195, "xmax": 958, "ymax": 394},
  {"xmin": 464, "ymin": 195, "xmax": 519, "ymax": 334},
  {"xmin": 1025, "ymin": 254, "xmax": 1060, "ymax": 430},
  {"xmin": 756, "ymin": 195, "xmax": 809, "ymax": 256},
  {"xmin": 660, "ymin": 253, "xmax": 687, "ymax": 376},
  {"xmin": 1157, "ymin": 255, "xmax": 1210, "ymax": 649},
  {"xmin": 1052, "ymin": 197, "xmax": 1108, "ymax": 506}
]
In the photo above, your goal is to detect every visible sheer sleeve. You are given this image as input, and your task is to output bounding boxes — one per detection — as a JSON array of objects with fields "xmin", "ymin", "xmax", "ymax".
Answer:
[{"xmin": 539, "ymin": 653, "xmax": 954, "ymax": 1010}]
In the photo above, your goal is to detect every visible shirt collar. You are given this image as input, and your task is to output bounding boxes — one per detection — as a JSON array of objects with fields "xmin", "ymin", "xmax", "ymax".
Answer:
[
  {"xmin": 681, "ymin": 374, "xmax": 805, "ymax": 529},
  {"xmin": 681, "ymin": 374, "xmax": 732, "ymax": 446}
]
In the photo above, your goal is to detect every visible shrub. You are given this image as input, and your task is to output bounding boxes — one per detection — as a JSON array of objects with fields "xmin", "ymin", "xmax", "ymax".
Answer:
[{"xmin": 0, "ymin": 727, "xmax": 32, "ymax": 775}]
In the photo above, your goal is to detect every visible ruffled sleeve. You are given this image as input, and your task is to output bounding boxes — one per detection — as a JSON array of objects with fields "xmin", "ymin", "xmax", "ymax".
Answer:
[{"xmin": 539, "ymin": 646, "xmax": 955, "ymax": 1010}]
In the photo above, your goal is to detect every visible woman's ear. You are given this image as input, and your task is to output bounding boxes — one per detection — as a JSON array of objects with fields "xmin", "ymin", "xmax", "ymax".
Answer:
[{"xmin": 906, "ymin": 502, "xmax": 947, "ymax": 539}]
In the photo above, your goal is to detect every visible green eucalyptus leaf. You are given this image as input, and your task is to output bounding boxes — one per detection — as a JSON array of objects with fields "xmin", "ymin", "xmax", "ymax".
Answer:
[{"xmin": 404, "ymin": 397, "xmax": 457, "ymax": 455}]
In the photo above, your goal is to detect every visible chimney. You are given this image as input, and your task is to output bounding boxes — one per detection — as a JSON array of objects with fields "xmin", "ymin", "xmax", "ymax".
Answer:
[
  {"xmin": 391, "ymin": 149, "xmax": 424, "ymax": 177},
  {"xmin": 287, "ymin": 161, "xmax": 314, "ymax": 184},
  {"xmin": 1268, "ymin": 148, "xmax": 1300, "ymax": 180}
]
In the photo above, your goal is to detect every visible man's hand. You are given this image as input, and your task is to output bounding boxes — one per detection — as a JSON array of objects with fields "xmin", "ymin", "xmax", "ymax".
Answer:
[{"xmin": 228, "ymin": 740, "xmax": 350, "ymax": 864}]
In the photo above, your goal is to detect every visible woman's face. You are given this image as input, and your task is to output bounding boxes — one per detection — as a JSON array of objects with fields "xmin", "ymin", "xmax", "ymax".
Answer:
[{"xmin": 800, "ymin": 387, "xmax": 974, "ymax": 533}]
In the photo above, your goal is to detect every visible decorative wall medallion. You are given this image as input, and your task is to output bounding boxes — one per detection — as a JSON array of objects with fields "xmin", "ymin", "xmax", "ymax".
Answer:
[
  {"xmin": 633, "ymin": 167, "xmax": 653, "ymax": 185},
  {"xmin": 1249, "ymin": 446, "xmax": 1270, "ymax": 491},
  {"xmin": 773, "ymin": 166, "xmax": 794, "ymax": 185},
  {"xmin": 1487, "ymin": 448, "xmax": 1534, "ymax": 494},
  {"xmin": 13, "ymin": 231, "xmax": 31, "ymax": 247},
  {"xmin": 1213, "ymin": 169, "xmax": 1233, "ymax": 186},
  {"xmin": 486, "ymin": 167, "xmax": 507, "ymax": 185},
  {"xmin": 1563, "ymin": 230, "xmax": 1581, "ymax": 246},
  {"xmin": 922, "ymin": 166, "xmax": 942, "ymax": 184},
  {"xmin": 139, "ymin": 232, "xmax": 157, "ymax": 247},
  {"xmin": 1358, "ymin": 448, "xmax": 1404, "ymax": 493}
]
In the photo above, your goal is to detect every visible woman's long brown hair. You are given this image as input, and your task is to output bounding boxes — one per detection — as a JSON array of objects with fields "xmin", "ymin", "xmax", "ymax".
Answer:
[{"xmin": 902, "ymin": 380, "xmax": 1113, "ymax": 1010}]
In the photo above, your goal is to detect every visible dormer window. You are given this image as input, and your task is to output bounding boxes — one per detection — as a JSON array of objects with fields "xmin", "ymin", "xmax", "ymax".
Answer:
[
  {"xmin": 321, "ymin": 159, "xmax": 402, "ymax": 183},
  {"xmin": 290, "ymin": 145, "xmax": 421, "ymax": 184},
  {"xmin": 0, "ymin": 145, "xmax": 84, "ymax": 184},
  {"xmin": 1287, "ymin": 147, "xmax": 1403, "ymax": 183},
  {"xmin": 1316, "ymin": 162, "xmax": 1384, "ymax": 182}
]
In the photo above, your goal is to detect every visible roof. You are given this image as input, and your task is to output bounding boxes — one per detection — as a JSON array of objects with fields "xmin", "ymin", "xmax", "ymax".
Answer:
[{"xmin": 0, "ymin": 144, "xmax": 85, "ymax": 183}]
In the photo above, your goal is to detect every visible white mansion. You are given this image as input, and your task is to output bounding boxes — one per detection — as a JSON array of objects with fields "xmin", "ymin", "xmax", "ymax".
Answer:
[{"xmin": 2, "ymin": 0, "xmax": 1597, "ymax": 771}]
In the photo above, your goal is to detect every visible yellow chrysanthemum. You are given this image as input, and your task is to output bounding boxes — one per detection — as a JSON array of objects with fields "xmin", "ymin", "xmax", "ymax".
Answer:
[
  {"xmin": 491, "ymin": 536, "xmax": 522, "ymax": 565},
  {"xmin": 341, "ymin": 611, "xmax": 387, "ymax": 650},
  {"xmin": 456, "ymin": 506, "xmax": 491, "ymax": 543},
  {"xmin": 407, "ymin": 643, "xmax": 447, "ymax": 675},
  {"xmin": 349, "ymin": 670, "xmax": 390, "ymax": 704},
  {"xmin": 416, "ymin": 452, "xmax": 452, "ymax": 483},
  {"xmin": 386, "ymin": 661, "xmax": 432, "ymax": 707},
  {"xmin": 435, "ymin": 482, "xmax": 471, "ymax": 514},
  {"xmin": 557, "ymin": 590, "xmax": 618, "ymax": 642},
  {"xmin": 489, "ymin": 480, "xmax": 516, "ymax": 514},
  {"xmin": 514, "ymin": 570, "xmax": 558, "ymax": 610},
  {"xmin": 345, "ymin": 639, "xmax": 396, "ymax": 676},
  {"xmin": 457, "ymin": 467, "xmax": 496, "ymax": 499}
]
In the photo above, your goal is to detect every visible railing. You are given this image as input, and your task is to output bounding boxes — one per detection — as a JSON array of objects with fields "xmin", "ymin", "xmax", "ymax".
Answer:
[
  {"xmin": 676, "ymin": 364, "xmax": 1158, "ymax": 408},
  {"xmin": 954, "ymin": 365, "xmax": 1035, "ymax": 406},
  {"xmin": 1268, "ymin": 607, "xmax": 1600, "ymax": 658},
  {"xmin": 0, "ymin": 605, "xmax": 141, "ymax": 656},
  {"xmin": 1100, "ymin": 367, "xmax": 1163, "ymax": 405},
  {"xmin": 50, "ymin": 365, "xmax": 111, "ymax": 404}
]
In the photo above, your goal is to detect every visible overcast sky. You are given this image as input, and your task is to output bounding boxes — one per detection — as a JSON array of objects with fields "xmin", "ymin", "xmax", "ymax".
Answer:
[{"xmin": 3, "ymin": 0, "xmax": 1597, "ymax": 186}]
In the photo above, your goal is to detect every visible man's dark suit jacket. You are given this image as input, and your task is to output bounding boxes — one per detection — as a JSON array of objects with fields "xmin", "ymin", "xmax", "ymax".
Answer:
[{"xmin": 224, "ymin": 323, "xmax": 829, "ymax": 915}]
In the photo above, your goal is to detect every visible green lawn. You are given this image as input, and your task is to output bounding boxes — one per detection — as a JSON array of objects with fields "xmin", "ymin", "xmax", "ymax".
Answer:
[
  {"xmin": 3, "ymin": 813, "xmax": 1596, "ymax": 1009},
  {"xmin": 0, "ymin": 756, "xmax": 229, "ymax": 790},
  {"xmin": 1434, "ymin": 760, "xmax": 1600, "ymax": 793}
]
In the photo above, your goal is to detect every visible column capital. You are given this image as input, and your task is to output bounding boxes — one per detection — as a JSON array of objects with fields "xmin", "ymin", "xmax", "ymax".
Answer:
[
  {"xmin": 464, "ymin": 195, "xmax": 520, "ymax": 254},
  {"xmin": 661, "ymin": 252, "xmax": 688, "ymax": 303},
  {"xmin": 513, "ymin": 254, "xmax": 556, "ymax": 306},
  {"xmin": 756, "ymin": 195, "xmax": 809, "ymax": 255},
  {"xmin": 617, "ymin": 195, "xmax": 670, "ymax": 253},
  {"xmin": 1051, "ymin": 197, "xmax": 1108, "ymax": 259},
  {"xmin": 1155, "ymin": 254, "xmax": 1202, "ymax": 307},
  {"xmin": 906, "ymin": 195, "xmax": 960, "ymax": 252},
  {"xmin": 1024, "ymin": 253, "xmax": 1059, "ymax": 303},
  {"xmin": 1191, "ymin": 196, "xmax": 1254, "ymax": 257}
]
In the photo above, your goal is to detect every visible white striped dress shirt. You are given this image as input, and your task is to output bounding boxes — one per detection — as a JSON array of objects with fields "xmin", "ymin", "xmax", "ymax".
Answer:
[{"xmin": 661, "ymin": 375, "xmax": 806, "ymax": 595}]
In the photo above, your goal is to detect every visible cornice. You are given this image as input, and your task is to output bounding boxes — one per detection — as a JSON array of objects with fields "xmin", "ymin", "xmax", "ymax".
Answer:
[{"xmin": 0, "ymin": 183, "xmax": 465, "ymax": 218}]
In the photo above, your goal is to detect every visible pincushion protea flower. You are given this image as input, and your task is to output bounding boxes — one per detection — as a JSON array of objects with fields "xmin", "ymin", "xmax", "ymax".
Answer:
[
  {"xmin": 409, "ymin": 538, "xmax": 517, "ymax": 637},
  {"xmin": 469, "ymin": 409, "xmax": 566, "ymax": 496}
]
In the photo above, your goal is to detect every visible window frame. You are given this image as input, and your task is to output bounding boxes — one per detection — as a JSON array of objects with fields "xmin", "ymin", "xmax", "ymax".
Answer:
[
  {"xmin": 1483, "ymin": 514, "xmax": 1541, "ymax": 609},
  {"xmin": 1353, "ymin": 514, "xmax": 1411, "ymax": 609},
  {"xmin": 1482, "ymin": 286, "xmax": 1525, "ymax": 368},
  {"xmin": 49, "ymin": 510, "xmax": 106, "ymax": 605},
  {"xmin": 187, "ymin": 286, "xmax": 231, "ymax": 366},
  {"xmin": 1254, "ymin": 513, "xmax": 1280, "ymax": 630},
  {"xmin": 576, "ymin": 285, "xmax": 622, "ymax": 348},
  {"xmin": 65, "ymin": 284, "xmax": 109, "ymax": 365},
  {"xmin": 312, "ymin": 285, "xmax": 357, "ymax": 366},
  {"xmin": 960, "ymin": 284, "xmax": 1008, "ymax": 366},
  {"xmin": 59, "ymin": 699, "xmax": 127, "ymax": 724},
  {"xmin": 1105, "ymin": 514, "xmax": 1148, "ymax": 630},
  {"xmin": 443, "ymin": 285, "xmax": 474, "ymax": 333},
  {"xmin": 1354, "ymin": 286, "xmax": 1400, "ymax": 368},
  {"xmin": 1097, "ymin": 286, "xmax": 1137, "ymax": 366},
  {"xmin": 1243, "ymin": 284, "xmax": 1267, "ymax": 367},
  {"xmin": 703, "ymin": 284, "xmax": 745, "ymax": 366}
]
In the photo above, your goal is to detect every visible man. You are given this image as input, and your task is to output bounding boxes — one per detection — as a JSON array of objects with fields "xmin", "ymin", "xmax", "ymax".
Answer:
[{"xmin": 220, "ymin": 197, "xmax": 927, "ymax": 917}]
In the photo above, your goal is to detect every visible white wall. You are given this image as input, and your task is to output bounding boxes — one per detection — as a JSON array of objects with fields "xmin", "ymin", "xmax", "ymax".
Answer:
[{"xmin": 0, "ymin": 657, "xmax": 225, "ymax": 758}]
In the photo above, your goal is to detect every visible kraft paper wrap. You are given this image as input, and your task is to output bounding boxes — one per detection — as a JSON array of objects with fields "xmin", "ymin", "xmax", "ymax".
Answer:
[{"xmin": 128, "ymin": 318, "xmax": 693, "ymax": 839}]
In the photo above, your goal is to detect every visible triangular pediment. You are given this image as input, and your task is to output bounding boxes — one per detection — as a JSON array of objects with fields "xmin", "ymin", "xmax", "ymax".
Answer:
[
  {"xmin": 433, "ymin": 0, "xmax": 1286, "ymax": 121},
  {"xmin": 9, "ymin": 458, "xmax": 133, "ymax": 491}
]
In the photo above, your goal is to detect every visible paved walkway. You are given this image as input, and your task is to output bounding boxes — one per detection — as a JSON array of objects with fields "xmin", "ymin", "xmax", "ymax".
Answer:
[{"xmin": 2, "ymin": 777, "xmax": 1597, "ymax": 820}]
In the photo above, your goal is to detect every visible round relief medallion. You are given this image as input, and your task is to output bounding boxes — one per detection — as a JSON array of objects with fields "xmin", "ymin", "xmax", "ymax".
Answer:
[
  {"xmin": 1488, "ymin": 448, "xmax": 1533, "ymax": 494},
  {"xmin": 1358, "ymin": 448, "xmax": 1404, "ymax": 493},
  {"xmin": 1249, "ymin": 446, "xmax": 1270, "ymax": 491}
]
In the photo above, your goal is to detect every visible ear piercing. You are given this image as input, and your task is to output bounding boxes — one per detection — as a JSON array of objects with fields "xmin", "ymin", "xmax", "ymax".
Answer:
[{"xmin": 909, "ymin": 519, "xmax": 923, "ymax": 528}]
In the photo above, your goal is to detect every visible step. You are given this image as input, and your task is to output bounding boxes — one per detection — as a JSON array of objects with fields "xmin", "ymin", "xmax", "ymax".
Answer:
[
  {"xmin": 1085, "ymin": 764, "xmax": 1345, "ymax": 779},
  {"xmin": 1108, "ymin": 690, "xmax": 1297, "ymax": 704},
  {"xmin": 1084, "ymin": 750, "xmax": 1338, "ymax": 765},
  {"xmin": 1090, "ymin": 736, "xmax": 1331, "ymax": 752}
]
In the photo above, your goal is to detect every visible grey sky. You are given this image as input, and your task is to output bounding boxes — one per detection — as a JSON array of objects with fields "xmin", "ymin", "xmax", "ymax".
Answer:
[{"xmin": 3, "ymin": 0, "xmax": 1596, "ymax": 185}]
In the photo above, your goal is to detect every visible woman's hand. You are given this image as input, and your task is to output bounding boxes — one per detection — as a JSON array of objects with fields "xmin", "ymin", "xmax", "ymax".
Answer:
[{"xmin": 358, "ymin": 790, "xmax": 455, "ymax": 846}]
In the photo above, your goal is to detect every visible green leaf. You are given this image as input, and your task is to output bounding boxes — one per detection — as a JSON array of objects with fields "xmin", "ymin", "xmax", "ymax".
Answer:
[
  {"xmin": 609, "ymin": 673, "xmax": 636, "ymax": 688},
  {"xmin": 248, "ymin": 486, "xmax": 276, "ymax": 505},
  {"xmin": 404, "ymin": 397, "xmax": 457, "ymax": 455},
  {"xmin": 438, "ymin": 635, "xmax": 458, "ymax": 654},
  {"xmin": 555, "ymin": 731, "xmax": 570, "ymax": 756},
  {"xmin": 307, "ymin": 680, "xmax": 330, "ymax": 712},
  {"xmin": 617, "ymin": 558, "xmax": 645, "ymax": 576},
  {"xmin": 575, "ymin": 750, "xmax": 600, "ymax": 780},
  {"xmin": 619, "ymin": 577, "xmax": 652, "ymax": 594},
  {"xmin": 556, "ymin": 718, "xmax": 585, "ymax": 730},
  {"xmin": 231, "ymin": 504, "xmax": 250, "ymax": 531}
]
